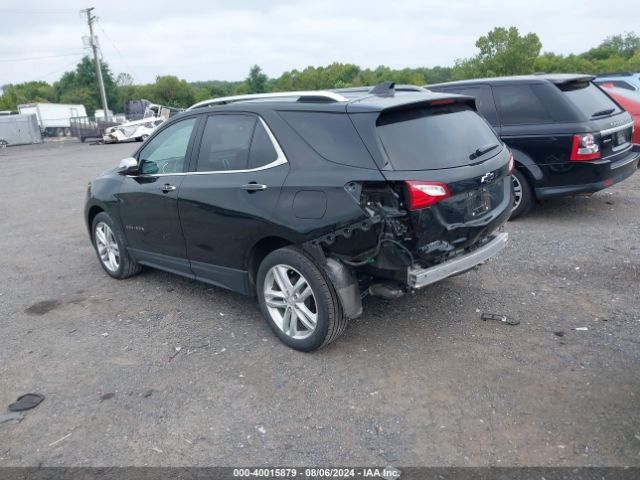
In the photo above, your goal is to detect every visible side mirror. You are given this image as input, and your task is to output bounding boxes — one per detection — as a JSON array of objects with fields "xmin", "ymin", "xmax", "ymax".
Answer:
[{"xmin": 118, "ymin": 157, "xmax": 138, "ymax": 174}]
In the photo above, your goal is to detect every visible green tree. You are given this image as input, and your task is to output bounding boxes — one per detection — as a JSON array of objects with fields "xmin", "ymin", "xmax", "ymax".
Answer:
[
  {"xmin": 147, "ymin": 76, "xmax": 196, "ymax": 108},
  {"xmin": 245, "ymin": 65, "xmax": 268, "ymax": 94},
  {"xmin": 0, "ymin": 81, "xmax": 54, "ymax": 110},
  {"xmin": 473, "ymin": 27, "xmax": 542, "ymax": 76},
  {"xmin": 584, "ymin": 32, "xmax": 640, "ymax": 61},
  {"xmin": 53, "ymin": 56, "xmax": 120, "ymax": 115}
]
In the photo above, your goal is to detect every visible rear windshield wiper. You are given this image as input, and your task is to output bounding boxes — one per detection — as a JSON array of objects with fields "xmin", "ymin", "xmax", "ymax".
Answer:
[
  {"xmin": 470, "ymin": 143, "xmax": 499, "ymax": 160},
  {"xmin": 591, "ymin": 108, "xmax": 615, "ymax": 118}
]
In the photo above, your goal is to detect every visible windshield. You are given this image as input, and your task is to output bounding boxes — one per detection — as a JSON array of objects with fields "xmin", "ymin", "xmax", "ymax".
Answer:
[
  {"xmin": 376, "ymin": 105, "xmax": 501, "ymax": 170},
  {"xmin": 558, "ymin": 82, "xmax": 622, "ymax": 118}
]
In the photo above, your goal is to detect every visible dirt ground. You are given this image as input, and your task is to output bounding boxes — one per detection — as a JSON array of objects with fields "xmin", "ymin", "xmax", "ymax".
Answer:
[{"xmin": 1, "ymin": 140, "xmax": 639, "ymax": 467}]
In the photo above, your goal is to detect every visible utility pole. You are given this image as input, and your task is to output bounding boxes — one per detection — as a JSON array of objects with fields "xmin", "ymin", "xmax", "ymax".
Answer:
[{"xmin": 83, "ymin": 7, "xmax": 110, "ymax": 121}]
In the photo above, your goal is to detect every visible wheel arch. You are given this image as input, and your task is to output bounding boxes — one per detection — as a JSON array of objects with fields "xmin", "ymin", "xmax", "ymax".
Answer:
[
  {"xmin": 246, "ymin": 236, "xmax": 294, "ymax": 292},
  {"xmin": 87, "ymin": 204, "xmax": 105, "ymax": 235},
  {"xmin": 509, "ymin": 147, "xmax": 543, "ymax": 186}
]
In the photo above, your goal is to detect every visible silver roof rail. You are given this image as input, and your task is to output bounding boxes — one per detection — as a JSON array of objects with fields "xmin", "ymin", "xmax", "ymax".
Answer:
[{"xmin": 187, "ymin": 91, "xmax": 349, "ymax": 110}]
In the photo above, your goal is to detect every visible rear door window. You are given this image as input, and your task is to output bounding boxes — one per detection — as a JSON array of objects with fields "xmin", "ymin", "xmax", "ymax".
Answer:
[
  {"xmin": 558, "ymin": 82, "xmax": 622, "ymax": 119},
  {"xmin": 196, "ymin": 115, "xmax": 256, "ymax": 172},
  {"xmin": 493, "ymin": 85, "xmax": 554, "ymax": 125},
  {"xmin": 375, "ymin": 105, "xmax": 501, "ymax": 171}
]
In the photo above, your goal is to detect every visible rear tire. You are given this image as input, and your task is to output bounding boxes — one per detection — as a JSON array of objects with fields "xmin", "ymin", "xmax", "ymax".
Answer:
[
  {"xmin": 256, "ymin": 247, "xmax": 347, "ymax": 351},
  {"xmin": 91, "ymin": 212, "xmax": 141, "ymax": 279},
  {"xmin": 510, "ymin": 169, "xmax": 534, "ymax": 219}
]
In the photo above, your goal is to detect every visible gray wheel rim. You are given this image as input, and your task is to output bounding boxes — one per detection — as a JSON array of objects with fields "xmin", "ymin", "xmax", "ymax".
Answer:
[
  {"xmin": 95, "ymin": 222, "xmax": 120, "ymax": 272},
  {"xmin": 511, "ymin": 174, "xmax": 522, "ymax": 211},
  {"xmin": 264, "ymin": 264, "xmax": 317, "ymax": 340}
]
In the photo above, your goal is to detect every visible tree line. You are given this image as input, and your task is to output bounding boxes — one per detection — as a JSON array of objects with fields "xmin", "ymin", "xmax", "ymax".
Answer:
[{"xmin": 1, "ymin": 27, "xmax": 639, "ymax": 115}]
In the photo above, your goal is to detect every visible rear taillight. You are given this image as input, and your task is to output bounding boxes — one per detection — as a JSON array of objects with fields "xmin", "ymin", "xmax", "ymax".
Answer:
[
  {"xmin": 405, "ymin": 181, "xmax": 450, "ymax": 210},
  {"xmin": 507, "ymin": 151, "xmax": 515, "ymax": 175},
  {"xmin": 570, "ymin": 133, "xmax": 601, "ymax": 161}
]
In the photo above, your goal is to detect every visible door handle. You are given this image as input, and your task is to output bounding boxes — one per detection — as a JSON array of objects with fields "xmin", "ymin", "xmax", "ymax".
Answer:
[
  {"xmin": 241, "ymin": 183, "xmax": 267, "ymax": 192},
  {"xmin": 160, "ymin": 184, "xmax": 176, "ymax": 193}
]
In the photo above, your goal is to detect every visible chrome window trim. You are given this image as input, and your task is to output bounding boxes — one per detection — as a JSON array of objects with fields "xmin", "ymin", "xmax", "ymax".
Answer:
[
  {"xmin": 130, "ymin": 116, "xmax": 288, "ymax": 178},
  {"xmin": 600, "ymin": 121, "xmax": 634, "ymax": 137}
]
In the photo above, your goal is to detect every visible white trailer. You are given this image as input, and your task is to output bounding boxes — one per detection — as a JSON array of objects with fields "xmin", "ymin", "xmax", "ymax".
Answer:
[{"xmin": 17, "ymin": 103, "xmax": 87, "ymax": 137}]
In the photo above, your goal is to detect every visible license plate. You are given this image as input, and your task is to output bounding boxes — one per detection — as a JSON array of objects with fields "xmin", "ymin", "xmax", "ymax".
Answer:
[
  {"xmin": 615, "ymin": 130, "xmax": 628, "ymax": 145},
  {"xmin": 468, "ymin": 187, "xmax": 491, "ymax": 218}
]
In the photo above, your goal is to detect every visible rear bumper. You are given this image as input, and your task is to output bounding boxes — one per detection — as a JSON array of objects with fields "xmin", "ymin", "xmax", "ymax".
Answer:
[
  {"xmin": 535, "ymin": 150, "xmax": 639, "ymax": 199},
  {"xmin": 408, "ymin": 232, "xmax": 508, "ymax": 289}
]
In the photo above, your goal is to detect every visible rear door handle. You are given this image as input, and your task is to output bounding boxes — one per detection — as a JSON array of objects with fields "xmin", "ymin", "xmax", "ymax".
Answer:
[
  {"xmin": 241, "ymin": 183, "xmax": 267, "ymax": 191},
  {"xmin": 160, "ymin": 184, "xmax": 176, "ymax": 193}
]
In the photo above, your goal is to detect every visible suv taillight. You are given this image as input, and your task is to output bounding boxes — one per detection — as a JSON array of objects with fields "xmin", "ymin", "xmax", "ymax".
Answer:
[
  {"xmin": 570, "ymin": 133, "xmax": 601, "ymax": 161},
  {"xmin": 507, "ymin": 152, "xmax": 515, "ymax": 175},
  {"xmin": 405, "ymin": 181, "xmax": 450, "ymax": 210}
]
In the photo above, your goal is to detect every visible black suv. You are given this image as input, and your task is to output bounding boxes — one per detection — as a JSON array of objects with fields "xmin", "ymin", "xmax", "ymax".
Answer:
[
  {"xmin": 429, "ymin": 74, "xmax": 639, "ymax": 218},
  {"xmin": 85, "ymin": 84, "xmax": 512, "ymax": 351}
]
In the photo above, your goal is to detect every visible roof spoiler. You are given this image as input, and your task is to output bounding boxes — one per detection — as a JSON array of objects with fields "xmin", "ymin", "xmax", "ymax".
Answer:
[{"xmin": 369, "ymin": 81, "xmax": 396, "ymax": 96}]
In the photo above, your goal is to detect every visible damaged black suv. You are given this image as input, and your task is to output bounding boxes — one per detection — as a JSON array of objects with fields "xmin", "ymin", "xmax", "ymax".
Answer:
[{"xmin": 85, "ymin": 83, "xmax": 512, "ymax": 351}]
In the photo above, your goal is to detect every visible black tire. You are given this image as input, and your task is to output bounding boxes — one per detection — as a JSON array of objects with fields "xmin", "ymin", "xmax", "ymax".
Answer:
[
  {"xmin": 91, "ymin": 212, "xmax": 141, "ymax": 279},
  {"xmin": 256, "ymin": 247, "xmax": 348, "ymax": 352},
  {"xmin": 509, "ymin": 169, "xmax": 534, "ymax": 220},
  {"xmin": 79, "ymin": 137, "xmax": 86, "ymax": 143}
]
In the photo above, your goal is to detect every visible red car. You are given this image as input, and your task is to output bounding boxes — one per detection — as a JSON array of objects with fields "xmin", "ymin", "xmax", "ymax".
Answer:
[{"xmin": 600, "ymin": 83, "xmax": 640, "ymax": 144}]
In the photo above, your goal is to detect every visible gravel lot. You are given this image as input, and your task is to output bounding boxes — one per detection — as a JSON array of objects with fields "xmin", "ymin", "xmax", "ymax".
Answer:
[{"xmin": 1, "ymin": 139, "xmax": 639, "ymax": 467}]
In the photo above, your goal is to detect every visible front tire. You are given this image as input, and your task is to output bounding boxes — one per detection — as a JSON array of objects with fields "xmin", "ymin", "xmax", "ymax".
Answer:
[
  {"xmin": 256, "ymin": 247, "xmax": 348, "ymax": 351},
  {"xmin": 510, "ymin": 169, "xmax": 534, "ymax": 219},
  {"xmin": 91, "ymin": 212, "xmax": 141, "ymax": 279}
]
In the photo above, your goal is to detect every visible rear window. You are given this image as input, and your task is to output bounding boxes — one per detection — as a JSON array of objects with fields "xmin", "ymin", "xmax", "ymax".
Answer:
[
  {"xmin": 376, "ymin": 105, "xmax": 501, "ymax": 170},
  {"xmin": 558, "ymin": 82, "xmax": 622, "ymax": 119}
]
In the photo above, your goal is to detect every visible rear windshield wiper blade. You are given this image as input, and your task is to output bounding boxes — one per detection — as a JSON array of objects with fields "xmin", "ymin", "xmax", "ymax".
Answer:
[
  {"xmin": 470, "ymin": 143, "xmax": 499, "ymax": 160},
  {"xmin": 591, "ymin": 108, "xmax": 615, "ymax": 118}
]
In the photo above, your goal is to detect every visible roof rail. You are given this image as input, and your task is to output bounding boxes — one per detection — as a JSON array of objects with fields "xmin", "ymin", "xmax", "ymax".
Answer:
[
  {"xmin": 595, "ymin": 71, "xmax": 634, "ymax": 77},
  {"xmin": 187, "ymin": 91, "xmax": 348, "ymax": 110}
]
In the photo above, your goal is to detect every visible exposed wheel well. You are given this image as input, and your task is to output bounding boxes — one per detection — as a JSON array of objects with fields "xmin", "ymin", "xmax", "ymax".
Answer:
[
  {"xmin": 87, "ymin": 206, "xmax": 104, "ymax": 235},
  {"xmin": 247, "ymin": 237, "xmax": 293, "ymax": 289}
]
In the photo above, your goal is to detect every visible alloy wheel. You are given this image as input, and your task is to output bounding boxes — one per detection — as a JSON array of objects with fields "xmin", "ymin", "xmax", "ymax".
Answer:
[
  {"xmin": 95, "ymin": 222, "xmax": 120, "ymax": 272},
  {"xmin": 511, "ymin": 174, "xmax": 522, "ymax": 211},
  {"xmin": 263, "ymin": 264, "xmax": 318, "ymax": 340}
]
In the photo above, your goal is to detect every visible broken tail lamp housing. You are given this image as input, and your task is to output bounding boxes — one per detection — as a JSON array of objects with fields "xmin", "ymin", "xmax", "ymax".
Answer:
[
  {"xmin": 570, "ymin": 133, "xmax": 601, "ymax": 161},
  {"xmin": 405, "ymin": 181, "xmax": 451, "ymax": 210}
]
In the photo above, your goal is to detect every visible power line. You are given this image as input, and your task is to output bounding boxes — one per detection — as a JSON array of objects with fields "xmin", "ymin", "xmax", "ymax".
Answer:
[
  {"xmin": 36, "ymin": 58, "xmax": 85, "ymax": 81},
  {"xmin": 96, "ymin": 19, "xmax": 136, "ymax": 80},
  {"xmin": 0, "ymin": 52, "xmax": 86, "ymax": 63},
  {"xmin": 0, "ymin": 8, "xmax": 78, "ymax": 14}
]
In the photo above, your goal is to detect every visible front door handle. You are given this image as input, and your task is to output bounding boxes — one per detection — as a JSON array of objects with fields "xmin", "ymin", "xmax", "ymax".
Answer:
[
  {"xmin": 160, "ymin": 184, "xmax": 176, "ymax": 193},
  {"xmin": 241, "ymin": 183, "xmax": 267, "ymax": 192}
]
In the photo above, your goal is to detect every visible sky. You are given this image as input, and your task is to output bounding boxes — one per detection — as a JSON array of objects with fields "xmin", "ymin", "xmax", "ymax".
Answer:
[{"xmin": 0, "ymin": 0, "xmax": 639, "ymax": 86}]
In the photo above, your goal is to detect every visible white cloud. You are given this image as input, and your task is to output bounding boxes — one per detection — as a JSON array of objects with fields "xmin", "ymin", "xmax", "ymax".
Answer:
[{"xmin": 0, "ymin": 0, "xmax": 638, "ymax": 85}]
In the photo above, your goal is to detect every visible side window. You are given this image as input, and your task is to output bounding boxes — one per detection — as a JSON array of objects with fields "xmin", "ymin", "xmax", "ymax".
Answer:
[
  {"xmin": 445, "ymin": 86, "xmax": 499, "ymax": 126},
  {"xmin": 196, "ymin": 115, "xmax": 256, "ymax": 172},
  {"xmin": 494, "ymin": 85, "xmax": 554, "ymax": 125},
  {"xmin": 138, "ymin": 118, "xmax": 196, "ymax": 174},
  {"xmin": 248, "ymin": 120, "xmax": 278, "ymax": 169}
]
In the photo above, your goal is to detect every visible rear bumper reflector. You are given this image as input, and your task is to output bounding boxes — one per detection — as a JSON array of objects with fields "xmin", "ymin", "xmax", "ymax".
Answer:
[{"xmin": 408, "ymin": 232, "xmax": 508, "ymax": 289}]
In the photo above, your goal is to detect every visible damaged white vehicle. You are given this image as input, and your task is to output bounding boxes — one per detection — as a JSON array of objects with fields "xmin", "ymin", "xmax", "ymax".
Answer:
[
  {"xmin": 102, "ymin": 117, "xmax": 165, "ymax": 143},
  {"xmin": 103, "ymin": 104, "xmax": 178, "ymax": 143}
]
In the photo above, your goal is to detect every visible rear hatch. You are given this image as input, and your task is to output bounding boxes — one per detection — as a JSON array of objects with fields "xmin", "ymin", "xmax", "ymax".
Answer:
[
  {"xmin": 557, "ymin": 80, "xmax": 634, "ymax": 159},
  {"xmin": 352, "ymin": 98, "xmax": 512, "ymax": 265}
]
